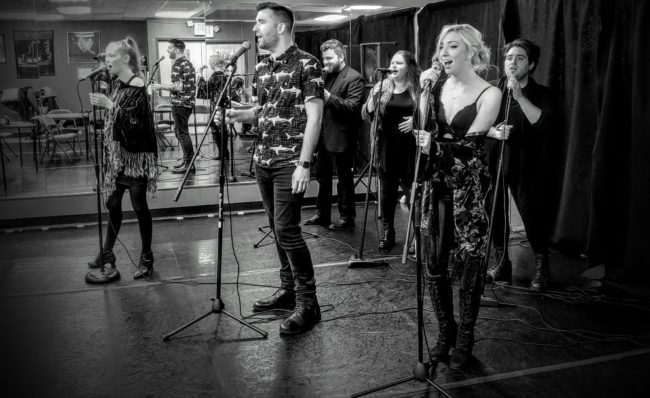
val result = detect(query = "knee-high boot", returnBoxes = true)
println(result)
[450,277,482,369]
[427,272,457,361]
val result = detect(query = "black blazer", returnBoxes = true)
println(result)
[321,65,364,153]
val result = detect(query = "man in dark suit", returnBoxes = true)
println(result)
[304,39,364,230]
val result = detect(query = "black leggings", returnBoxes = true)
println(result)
[104,181,152,254]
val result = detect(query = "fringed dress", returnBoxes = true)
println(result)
[101,76,158,199]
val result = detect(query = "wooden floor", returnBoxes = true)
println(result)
[1,203,649,397]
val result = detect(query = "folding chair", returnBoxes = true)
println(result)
[31,115,81,163]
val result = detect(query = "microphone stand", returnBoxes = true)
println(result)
[480,80,514,307]
[85,73,120,284]
[352,162,452,398]
[402,80,432,263]
[348,69,391,268]
[162,63,268,341]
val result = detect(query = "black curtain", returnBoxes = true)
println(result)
[417,0,502,74]
[589,0,650,278]
[501,0,650,277]
[357,8,417,53]
[295,20,359,60]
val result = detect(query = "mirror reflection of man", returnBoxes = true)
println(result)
[207,54,229,160]
[151,39,196,173]
[485,39,557,291]
[304,39,364,230]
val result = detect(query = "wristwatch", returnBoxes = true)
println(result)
[298,160,310,168]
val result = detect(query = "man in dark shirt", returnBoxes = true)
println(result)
[207,54,229,160]
[304,39,364,230]
[224,2,324,335]
[485,39,556,291]
[151,39,196,173]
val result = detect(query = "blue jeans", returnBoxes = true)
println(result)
[255,165,316,305]
[171,105,194,162]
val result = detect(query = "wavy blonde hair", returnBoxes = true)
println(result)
[433,24,491,74]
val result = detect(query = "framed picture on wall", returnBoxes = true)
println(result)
[0,34,6,64]
[14,30,55,79]
[67,31,100,63]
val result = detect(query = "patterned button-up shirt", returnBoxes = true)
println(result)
[170,57,196,108]
[252,44,324,168]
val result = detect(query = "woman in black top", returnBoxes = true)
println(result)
[88,38,159,280]
[416,24,504,369]
[362,50,420,251]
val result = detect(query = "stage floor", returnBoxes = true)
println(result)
[1,204,649,397]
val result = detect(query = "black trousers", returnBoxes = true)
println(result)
[255,165,316,305]
[104,174,152,255]
[171,105,194,162]
[209,121,230,159]
[491,173,549,255]
[314,148,356,222]
[378,167,413,229]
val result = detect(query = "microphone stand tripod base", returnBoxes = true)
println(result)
[85,266,121,284]
[347,255,388,268]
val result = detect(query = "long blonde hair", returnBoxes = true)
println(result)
[108,37,143,77]
[433,24,491,74]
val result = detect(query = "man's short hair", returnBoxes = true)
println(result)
[503,38,541,73]
[256,2,294,33]
[168,39,186,52]
[320,39,346,59]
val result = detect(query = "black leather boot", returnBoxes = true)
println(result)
[378,223,395,251]
[252,288,296,312]
[530,253,549,291]
[427,273,458,361]
[486,246,512,285]
[279,297,321,335]
[133,251,154,279]
[88,251,116,269]
[450,283,481,370]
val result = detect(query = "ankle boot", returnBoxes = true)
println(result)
[486,246,512,285]
[450,281,482,370]
[427,273,457,361]
[134,251,154,279]
[88,250,116,269]
[378,223,395,251]
[530,253,549,291]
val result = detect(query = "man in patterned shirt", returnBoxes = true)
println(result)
[224,2,324,335]
[151,39,196,173]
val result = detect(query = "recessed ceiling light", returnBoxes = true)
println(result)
[314,15,347,22]
[342,5,383,12]
[57,6,91,15]
[155,11,196,19]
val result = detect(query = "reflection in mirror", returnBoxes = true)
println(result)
[0,0,351,223]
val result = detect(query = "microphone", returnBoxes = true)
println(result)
[226,41,252,67]
[376,67,396,73]
[322,66,330,73]
[79,64,108,81]
[423,61,443,89]
[153,56,164,66]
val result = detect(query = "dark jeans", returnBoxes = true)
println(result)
[315,148,356,222]
[255,165,316,305]
[209,121,230,159]
[104,174,152,255]
[378,167,413,229]
[171,105,194,162]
